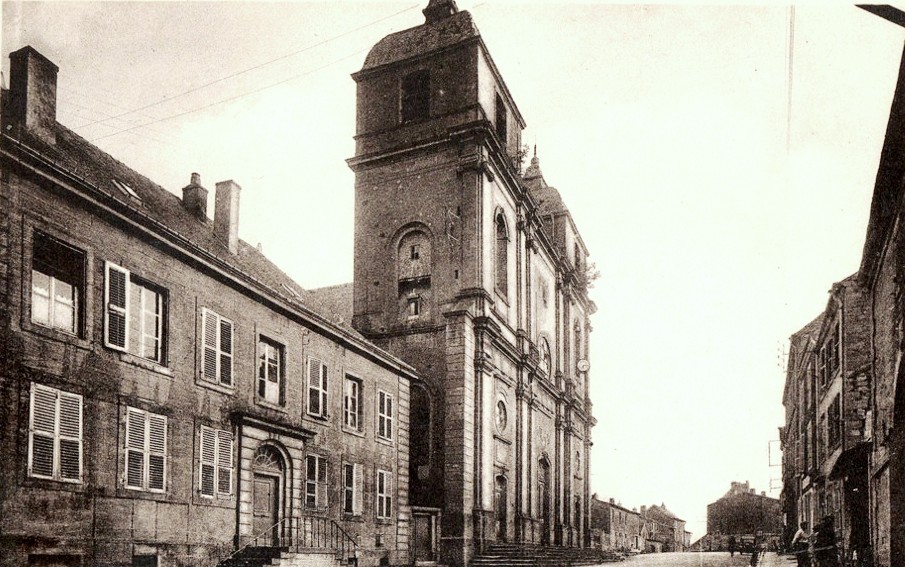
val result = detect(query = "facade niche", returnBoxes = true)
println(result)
[495,212,509,297]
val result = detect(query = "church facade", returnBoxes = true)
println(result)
[347,1,597,565]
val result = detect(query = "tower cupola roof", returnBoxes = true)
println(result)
[423,0,459,23]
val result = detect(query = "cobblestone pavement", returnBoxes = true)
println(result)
[604,551,798,567]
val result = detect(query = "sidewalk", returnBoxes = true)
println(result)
[756,552,799,567]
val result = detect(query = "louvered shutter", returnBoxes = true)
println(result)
[219,318,233,386]
[148,413,167,491]
[29,385,57,478]
[202,310,218,382]
[308,359,321,416]
[58,392,82,481]
[377,470,385,517]
[125,408,146,488]
[385,472,393,516]
[216,429,233,496]
[386,395,393,439]
[320,363,328,416]
[353,463,363,515]
[319,458,329,509]
[200,427,216,496]
[105,262,130,351]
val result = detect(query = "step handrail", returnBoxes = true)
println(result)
[216,517,289,566]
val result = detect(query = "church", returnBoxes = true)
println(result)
[344,0,597,564]
[0,1,595,566]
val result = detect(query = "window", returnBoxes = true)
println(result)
[495,94,507,143]
[540,338,552,377]
[28,383,82,482]
[407,296,422,317]
[125,407,167,492]
[828,394,842,448]
[495,212,508,296]
[377,469,393,519]
[378,391,394,441]
[199,426,233,497]
[307,357,328,418]
[344,376,363,431]
[306,454,328,509]
[401,70,430,123]
[257,337,284,406]
[201,309,233,386]
[31,232,84,335]
[343,463,363,515]
[105,263,167,362]
[410,244,420,260]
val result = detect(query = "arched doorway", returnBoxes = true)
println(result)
[252,445,286,546]
[495,475,508,542]
[538,458,551,545]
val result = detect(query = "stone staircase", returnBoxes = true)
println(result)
[471,543,624,566]
[217,546,351,567]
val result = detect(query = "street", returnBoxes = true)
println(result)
[599,552,797,567]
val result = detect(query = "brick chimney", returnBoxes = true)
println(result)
[8,46,58,144]
[181,173,208,220]
[214,180,241,254]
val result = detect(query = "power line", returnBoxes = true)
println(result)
[88,47,368,143]
[78,3,420,131]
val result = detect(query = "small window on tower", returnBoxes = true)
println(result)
[401,70,430,123]
[495,94,508,143]
[410,244,420,260]
[407,297,422,317]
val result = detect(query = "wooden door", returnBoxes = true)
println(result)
[253,473,280,545]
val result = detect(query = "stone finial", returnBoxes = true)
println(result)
[423,0,459,24]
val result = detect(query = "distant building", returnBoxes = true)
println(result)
[589,496,645,552]
[707,481,782,537]
[642,503,687,552]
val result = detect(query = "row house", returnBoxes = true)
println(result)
[780,275,872,564]
[642,504,687,553]
[588,497,646,552]
[0,46,421,567]
[705,481,782,549]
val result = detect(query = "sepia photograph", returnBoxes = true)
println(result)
[1,1,904,566]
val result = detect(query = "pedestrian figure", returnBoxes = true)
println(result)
[814,515,840,567]
[750,539,762,566]
[791,521,811,567]
[729,535,737,557]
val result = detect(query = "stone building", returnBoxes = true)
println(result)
[641,504,686,552]
[780,274,873,564]
[345,1,596,566]
[706,482,782,539]
[589,497,645,552]
[0,46,421,567]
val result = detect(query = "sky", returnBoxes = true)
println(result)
[3,0,905,540]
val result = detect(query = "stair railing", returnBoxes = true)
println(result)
[294,516,358,561]
[215,517,290,566]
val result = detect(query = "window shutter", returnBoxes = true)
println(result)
[202,310,219,381]
[354,463,363,515]
[308,359,321,416]
[29,385,57,478]
[320,363,328,416]
[200,427,216,496]
[58,392,82,481]
[125,408,146,488]
[217,429,233,496]
[219,318,233,386]
[105,262,130,351]
[148,413,167,491]
[319,458,329,509]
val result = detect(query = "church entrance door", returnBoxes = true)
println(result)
[495,475,508,542]
[539,459,551,545]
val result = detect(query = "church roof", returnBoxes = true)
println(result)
[361,9,479,72]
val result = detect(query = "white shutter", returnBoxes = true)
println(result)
[216,429,233,496]
[308,358,321,416]
[105,262,130,351]
[125,408,146,488]
[202,309,219,382]
[200,426,216,496]
[318,458,328,509]
[148,413,167,491]
[353,463,363,515]
[29,384,57,478]
[58,391,82,481]
[219,318,233,386]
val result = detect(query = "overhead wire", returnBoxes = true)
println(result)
[77,3,421,132]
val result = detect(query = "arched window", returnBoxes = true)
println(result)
[495,212,508,296]
[398,231,431,281]
[574,321,583,367]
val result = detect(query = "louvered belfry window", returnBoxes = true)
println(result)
[201,308,234,386]
[199,426,234,497]
[28,383,83,482]
[125,407,167,492]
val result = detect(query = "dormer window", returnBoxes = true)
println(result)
[401,70,430,123]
